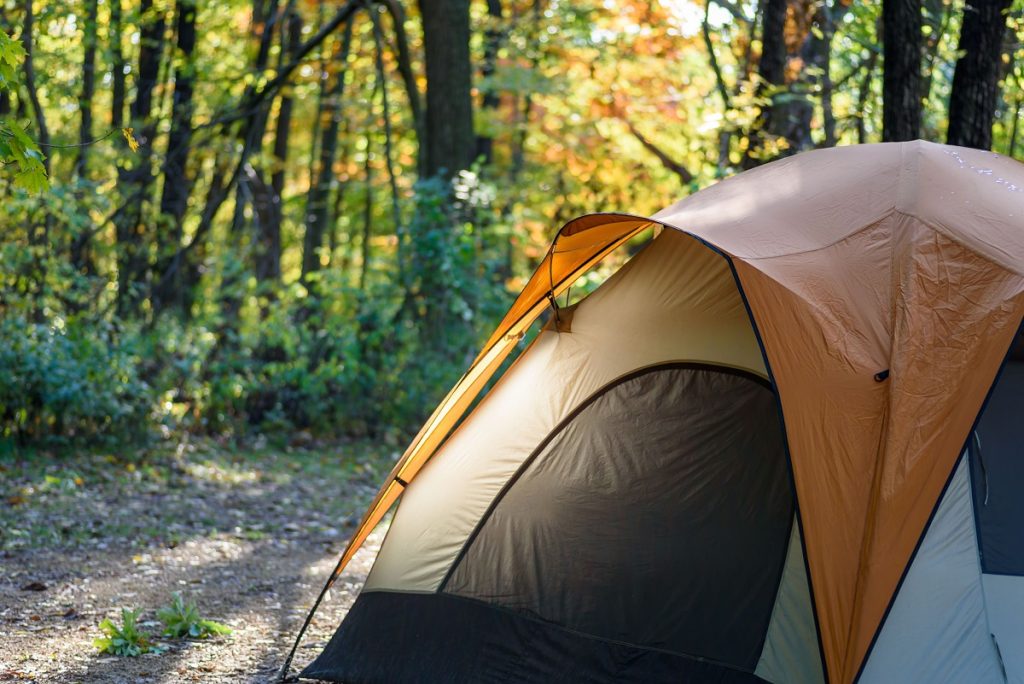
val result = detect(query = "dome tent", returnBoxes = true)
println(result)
[284,141,1024,684]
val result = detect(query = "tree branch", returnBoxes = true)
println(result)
[623,118,694,185]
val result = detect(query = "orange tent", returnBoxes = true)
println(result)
[287,141,1024,684]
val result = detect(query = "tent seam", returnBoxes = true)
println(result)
[723,256,832,684]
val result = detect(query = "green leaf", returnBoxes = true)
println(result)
[14,166,48,194]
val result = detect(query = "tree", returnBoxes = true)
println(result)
[882,0,922,141]
[115,0,167,315]
[475,0,504,165]
[75,0,98,178]
[417,0,474,179]
[947,0,1013,149]
[153,0,198,313]
[743,0,786,166]
[303,18,355,282]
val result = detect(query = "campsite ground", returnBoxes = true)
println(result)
[0,438,393,683]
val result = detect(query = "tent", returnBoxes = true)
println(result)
[287,141,1024,684]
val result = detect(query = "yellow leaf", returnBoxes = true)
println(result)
[122,127,139,152]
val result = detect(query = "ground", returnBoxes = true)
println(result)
[0,438,396,683]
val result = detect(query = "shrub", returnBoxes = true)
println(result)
[157,592,232,639]
[0,316,152,444]
[93,608,164,657]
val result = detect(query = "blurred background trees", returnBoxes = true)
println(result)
[0,0,1021,446]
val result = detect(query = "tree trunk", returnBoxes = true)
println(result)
[947,0,1012,149]
[22,0,51,244]
[227,0,280,275]
[75,0,98,177]
[303,18,355,282]
[819,1,837,147]
[742,0,786,167]
[115,0,166,316]
[475,0,504,165]
[882,0,922,141]
[260,8,303,285]
[152,0,197,314]
[417,0,474,179]
[111,0,126,129]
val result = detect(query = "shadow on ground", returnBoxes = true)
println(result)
[0,440,390,683]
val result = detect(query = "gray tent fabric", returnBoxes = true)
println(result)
[443,364,794,671]
[859,456,1005,682]
[754,520,825,684]
[980,574,1024,681]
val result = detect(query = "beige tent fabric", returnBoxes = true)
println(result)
[320,218,652,587]
[367,229,764,591]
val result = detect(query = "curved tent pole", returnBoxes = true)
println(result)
[277,215,653,681]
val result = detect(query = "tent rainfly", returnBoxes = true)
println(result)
[283,141,1024,684]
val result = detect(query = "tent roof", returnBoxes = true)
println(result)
[650,140,1024,272]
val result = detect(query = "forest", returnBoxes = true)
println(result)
[0,0,1021,447]
[1,1,1023,682]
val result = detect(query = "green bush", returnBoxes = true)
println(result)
[93,608,164,657]
[157,593,232,639]
[0,316,152,444]
[0,173,514,446]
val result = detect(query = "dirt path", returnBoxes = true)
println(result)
[0,440,392,683]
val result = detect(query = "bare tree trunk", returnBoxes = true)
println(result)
[75,0,98,177]
[882,0,922,141]
[68,0,100,273]
[743,0,786,167]
[947,0,1012,149]
[152,0,197,314]
[359,137,373,292]
[819,1,837,147]
[0,9,9,117]
[702,0,733,170]
[151,0,363,307]
[474,0,503,165]
[857,52,879,144]
[259,8,303,285]
[417,0,474,179]
[380,0,424,173]
[116,0,166,316]
[303,18,355,281]
[111,0,126,129]
[22,0,51,246]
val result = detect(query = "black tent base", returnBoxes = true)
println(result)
[300,591,769,684]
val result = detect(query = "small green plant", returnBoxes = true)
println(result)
[93,608,164,657]
[157,592,232,639]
